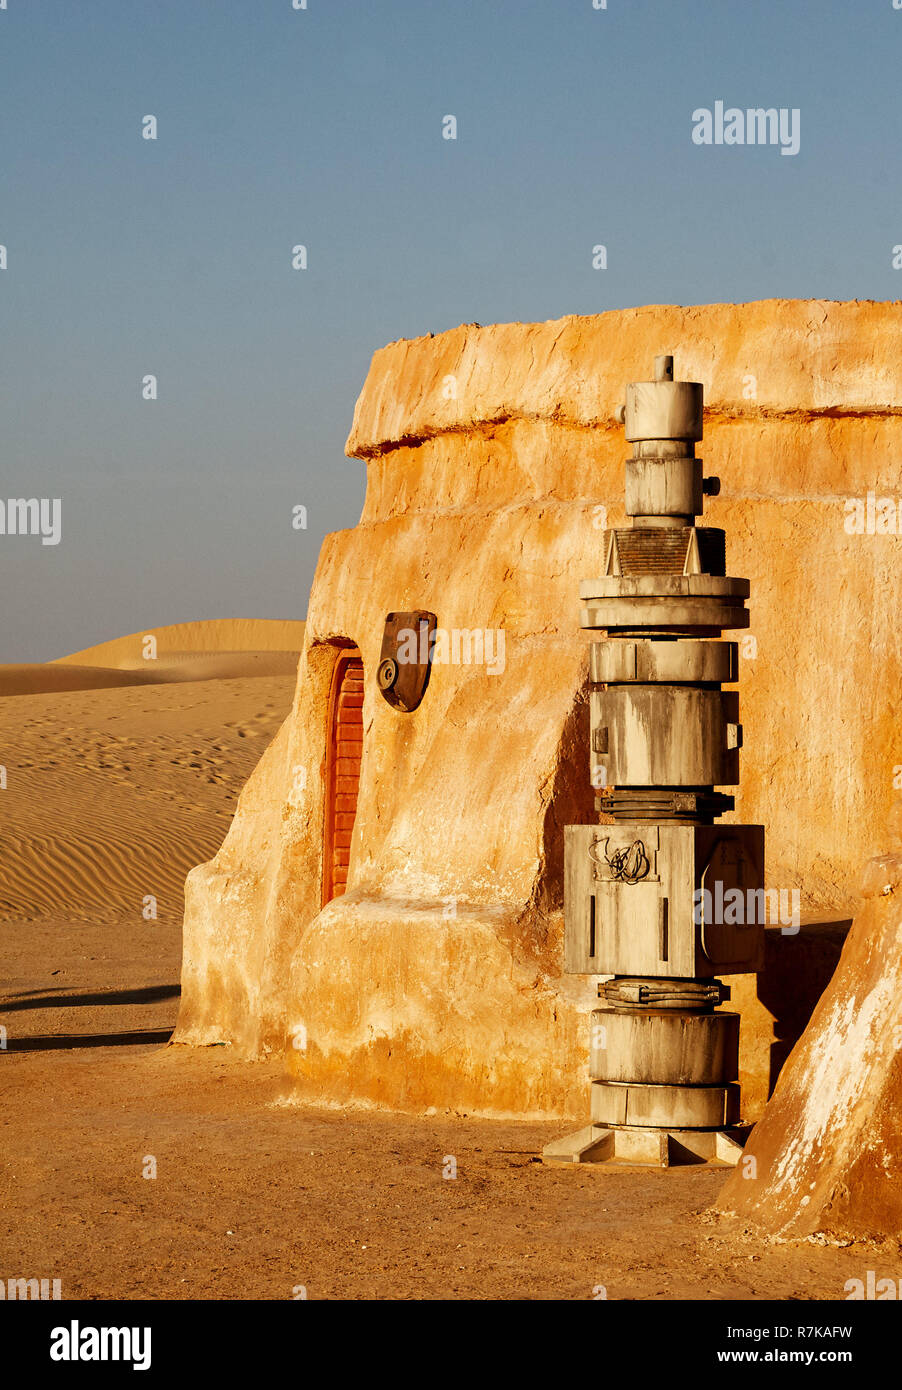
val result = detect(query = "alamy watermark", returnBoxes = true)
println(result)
[692,102,800,157]
[50,1322,151,1370]
[0,497,61,545]
[0,1276,61,1299]
[845,1272,902,1300]
[396,626,505,676]
[694,883,801,933]
[843,491,902,534]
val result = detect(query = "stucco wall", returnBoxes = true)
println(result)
[174,300,902,1122]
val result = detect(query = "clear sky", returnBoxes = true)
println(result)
[1,0,899,660]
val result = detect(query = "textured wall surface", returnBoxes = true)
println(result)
[174,300,902,1122]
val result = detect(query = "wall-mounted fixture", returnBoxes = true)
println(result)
[377,610,437,712]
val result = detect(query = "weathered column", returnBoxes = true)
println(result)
[544,354,765,1166]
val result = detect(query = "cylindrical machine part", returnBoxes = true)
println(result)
[590,1079,741,1130]
[590,638,738,685]
[599,977,728,1010]
[590,685,740,787]
[624,380,704,443]
[551,352,760,1161]
[594,790,735,823]
[590,1009,740,1086]
[625,456,703,519]
[580,595,749,633]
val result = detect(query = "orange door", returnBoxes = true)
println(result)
[323,651,364,903]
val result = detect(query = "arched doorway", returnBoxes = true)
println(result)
[322,647,364,904]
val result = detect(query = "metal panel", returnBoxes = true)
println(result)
[696,826,766,972]
[564,823,764,979]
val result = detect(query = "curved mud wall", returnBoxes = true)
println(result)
[175,300,902,1121]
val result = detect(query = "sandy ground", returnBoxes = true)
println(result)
[0,646,891,1300]
[2,1047,883,1302]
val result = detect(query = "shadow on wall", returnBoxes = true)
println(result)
[536,678,595,913]
[732,916,852,1120]
[759,917,852,1097]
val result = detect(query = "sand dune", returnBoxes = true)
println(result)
[0,675,296,935]
[55,618,306,669]
[0,653,300,698]
[0,664,160,696]
[0,619,302,1035]
[0,617,305,697]
[134,650,301,681]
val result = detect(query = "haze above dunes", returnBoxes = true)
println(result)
[0,618,305,697]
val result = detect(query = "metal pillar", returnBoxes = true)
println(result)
[544,355,764,1168]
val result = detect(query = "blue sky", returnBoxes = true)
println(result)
[1,0,900,659]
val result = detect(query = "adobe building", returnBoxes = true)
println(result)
[174,299,902,1137]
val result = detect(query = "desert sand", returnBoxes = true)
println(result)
[2,1049,879,1301]
[0,618,892,1299]
[0,623,302,1005]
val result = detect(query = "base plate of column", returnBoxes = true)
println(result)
[541,1123,751,1168]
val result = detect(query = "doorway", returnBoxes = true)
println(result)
[322,648,364,904]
